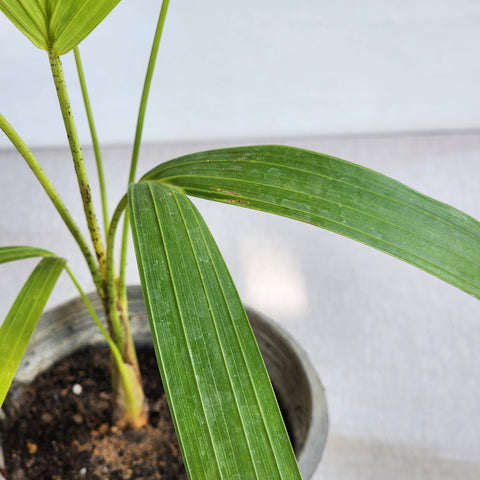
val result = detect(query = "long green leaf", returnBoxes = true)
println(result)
[0,256,66,407]
[129,182,301,480]
[141,145,480,300]
[0,0,121,54]
[0,245,55,264]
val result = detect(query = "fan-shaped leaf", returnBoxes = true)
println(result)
[0,0,121,54]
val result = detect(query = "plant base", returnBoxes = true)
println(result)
[1,286,328,479]
[1,346,185,479]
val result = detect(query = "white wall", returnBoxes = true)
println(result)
[1,0,480,148]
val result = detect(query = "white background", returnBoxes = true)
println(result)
[1,0,480,147]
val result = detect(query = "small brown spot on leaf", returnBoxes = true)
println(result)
[211,187,241,196]
[224,199,249,205]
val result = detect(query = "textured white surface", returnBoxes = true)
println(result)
[1,132,479,478]
[1,1,480,147]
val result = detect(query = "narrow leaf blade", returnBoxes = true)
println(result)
[0,256,66,407]
[0,245,55,265]
[129,182,301,479]
[142,145,480,300]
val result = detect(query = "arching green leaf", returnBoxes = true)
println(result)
[129,182,301,479]
[0,0,121,54]
[0,256,66,407]
[0,245,56,264]
[142,145,480,300]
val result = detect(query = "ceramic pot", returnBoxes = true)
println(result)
[4,286,328,478]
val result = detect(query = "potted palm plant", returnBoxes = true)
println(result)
[1,1,479,479]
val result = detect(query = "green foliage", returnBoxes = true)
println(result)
[0,255,65,406]
[0,0,121,54]
[129,182,301,479]
[0,245,56,264]
[143,145,480,300]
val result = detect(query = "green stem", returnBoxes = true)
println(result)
[66,265,144,426]
[106,195,128,350]
[118,0,170,307]
[107,194,140,375]
[128,0,170,186]
[73,46,109,236]
[104,196,146,427]
[48,51,107,286]
[0,113,104,295]
[65,265,117,351]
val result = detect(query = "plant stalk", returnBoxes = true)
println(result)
[49,50,147,429]
[48,51,108,286]
[73,47,109,236]
[118,0,170,308]
[106,195,130,352]
[66,265,147,428]
[0,113,104,295]
[105,194,147,427]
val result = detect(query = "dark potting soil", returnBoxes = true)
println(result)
[1,346,186,479]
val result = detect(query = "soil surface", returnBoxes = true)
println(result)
[0,346,186,479]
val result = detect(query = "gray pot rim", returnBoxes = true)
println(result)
[4,285,328,478]
[253,309,329,478]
